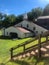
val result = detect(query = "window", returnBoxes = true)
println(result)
[24,33,27,37]
[36,31,38,33]
[41,31,43,34]
[21,24,22,27]
[27,24,29,28]
[33,27,36,30]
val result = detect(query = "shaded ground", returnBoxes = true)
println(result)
[13,41,49,60]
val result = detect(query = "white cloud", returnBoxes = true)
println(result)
[38,0,49,4]
[41,0,49,1]
[1,9,10,15]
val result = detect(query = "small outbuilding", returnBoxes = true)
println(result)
[2,26,33,38]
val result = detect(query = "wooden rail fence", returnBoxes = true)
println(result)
[10,31,49,60]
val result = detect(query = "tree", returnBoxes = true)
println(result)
[2,14,16,27]
[2,16,10,27]
[15,15,23,24]
[17,15,23,22]
[27,7,43,21]
[0,13,5,28]
[27,12,33,21]
[43,4,49,16]
[1,14,23,27]
[9,14,16,23]
[32,7,43,19]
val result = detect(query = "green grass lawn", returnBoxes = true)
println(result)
[0,30,49,65]
[0,37,32,64]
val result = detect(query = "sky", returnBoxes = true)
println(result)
[0,0,49,15]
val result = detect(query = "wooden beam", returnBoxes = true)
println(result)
[46,35,48,42]
[24,44,25,52]
[10,48,13,60]
[38,34,41,58]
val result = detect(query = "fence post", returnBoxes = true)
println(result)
[10,48,13,60]
[24,44,25,52]
[38,34,41,58]
[46,35,48,42]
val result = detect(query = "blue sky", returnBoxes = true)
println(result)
[0,0,49,15]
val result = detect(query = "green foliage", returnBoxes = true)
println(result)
[2,14,16,27]
[28,7,43,21]
[12,15,23,26]
[43,4,49,16]
[32,7,43,18]
[27,12,33,21]
[1,14,23,28]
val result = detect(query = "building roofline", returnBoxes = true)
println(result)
[38,16,49,19]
